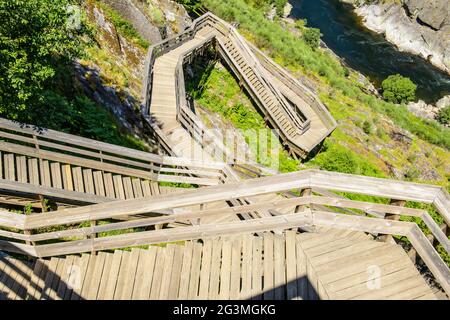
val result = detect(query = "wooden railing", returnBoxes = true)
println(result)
[248,43,337,138]
[0,118,230,186]
[142,12,328,157]
[0,169,448,294]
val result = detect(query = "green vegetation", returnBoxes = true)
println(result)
[308,141,385,177]
[187,62,299,172]
[381,74,417,104]
[0,0,83,123]
[436,105,450,126]
[201,0,450,150]
[96,1,150,49]
[302,28,321,50]
[0,0,148,151]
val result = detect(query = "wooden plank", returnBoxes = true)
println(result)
[263,233,274,300]
[48,257,65,300]
[132,178,143,198]
[159,245,176,299]
[4,153,15,181]
[113,175,125,200]
[72,166,84,193]
[0,151,2,179]
[219,239,232,300]
[240,235,253,300]
[114,251,131,300]
[61,164,74,191]
[122,177,134,199]
[131,246,157,299]
[251,237,263,300]
[50,162,62,189]
[93,171,106,197]
[83,168,95,195]
[70,254,91,300]
[150,181,160,196]
[40,257,59,300]
[55,255,75,300]
[96,253,114,300]
[208,239,222,300]
[178,242,193,299]
[16,156,27,183]
[11,259,34,300]
[85,252,107,300]
[168,245,184,299]
[274,234,286,300]
[229,237,242,299]
[121,249,140,300]
[27,259,48,300]
[101,250,122,300]
[149,247,165,299]
[188,242,203,299]
[42,160,51,187]
[103,172,116,198]
[63,256,79,300]
[141,180,152,197]
[198,240,213,299]
[285,231,298,300]
[28,158,40,185]
[80,254,97,299]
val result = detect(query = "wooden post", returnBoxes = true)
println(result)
[90,220,97,255]
[380,199,406,243]
[294,188,312,214]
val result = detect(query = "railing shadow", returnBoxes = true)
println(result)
[247,276,319,301]
[0,252,82,300]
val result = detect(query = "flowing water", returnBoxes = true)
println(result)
[290,0,450,103]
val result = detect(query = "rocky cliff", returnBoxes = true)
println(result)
[342,0,450,75]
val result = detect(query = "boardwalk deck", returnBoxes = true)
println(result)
[0,231,438,300]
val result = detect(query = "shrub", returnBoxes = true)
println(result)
[302,28,321,50]
[381,74,417,104]
[309,142,384,177]
[362,120,372,134]
[436,105,450,126]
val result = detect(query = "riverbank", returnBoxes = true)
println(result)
[344,0,450,76]
[290,0,450,104]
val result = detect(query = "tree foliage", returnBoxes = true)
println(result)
[381,74,417,104]
[302,27,321,50]
[0,0,84,123]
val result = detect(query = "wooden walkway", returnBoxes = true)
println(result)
[0,230,437,300]
[144,13,336,160]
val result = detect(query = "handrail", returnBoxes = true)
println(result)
[248,42,337,133]
[0,118,229,186]
[0,170,448,294]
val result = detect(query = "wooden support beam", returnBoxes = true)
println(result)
[380,199,406,243]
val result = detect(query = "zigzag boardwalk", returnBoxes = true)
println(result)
[0,231,437,300]
[144,13,336,160]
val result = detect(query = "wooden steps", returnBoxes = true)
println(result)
[0,231,437,300]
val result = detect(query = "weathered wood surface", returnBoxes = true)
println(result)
[0,231,437,300]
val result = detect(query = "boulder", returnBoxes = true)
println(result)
[405,0,449,30]
[407,99,441,119]
[436,95,450,109]
[283,2,293,18]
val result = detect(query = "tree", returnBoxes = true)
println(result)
[381,74,417,104]
[302,28,321,50]
[436,105,450,126]
[0,0,83,123]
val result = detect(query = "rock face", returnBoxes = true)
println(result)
[100,0,191,41]
[343,1,450,75]
[407,95,450,122]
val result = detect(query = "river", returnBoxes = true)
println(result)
[290,0,450,103]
